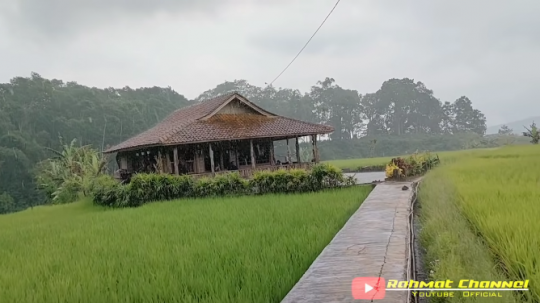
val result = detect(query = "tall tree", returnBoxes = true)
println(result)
[310,77,363,140]
[451,96,487,135]
[368,79,444,135]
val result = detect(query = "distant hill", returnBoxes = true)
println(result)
[486,116,540,134]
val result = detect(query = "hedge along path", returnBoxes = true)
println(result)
[281,181,416,303]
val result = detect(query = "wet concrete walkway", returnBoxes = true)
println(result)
[281,181,415,303]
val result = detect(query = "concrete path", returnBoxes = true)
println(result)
[281,181,415,303]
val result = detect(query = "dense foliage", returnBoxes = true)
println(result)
[35,138,108,204]
[92,164,355,207]
[1,73,488,213]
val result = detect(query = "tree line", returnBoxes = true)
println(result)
[0,73,487,213]
[196,77,487,139]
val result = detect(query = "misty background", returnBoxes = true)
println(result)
[1,0,539,125]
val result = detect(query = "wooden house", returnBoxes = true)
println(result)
[104,92,334,179]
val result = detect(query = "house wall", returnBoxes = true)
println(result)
[217,100,260,115]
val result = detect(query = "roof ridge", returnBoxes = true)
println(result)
[158,92,239,143]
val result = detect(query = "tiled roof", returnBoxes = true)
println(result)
[104,92,334,153]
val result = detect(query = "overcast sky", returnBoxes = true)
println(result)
[1,0,539,126]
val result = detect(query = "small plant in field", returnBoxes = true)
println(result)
[523,122,539,144]
[385,162,402,178]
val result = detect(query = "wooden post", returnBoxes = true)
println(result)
[250,139,256,169]
[286,138,291,163]
[295,137,301,163]
[235,144,240,168]
[311,135,317,163]
[209,143,215,173]
[158,150,163,173]
[313,135,320,163]
[269,140,275,165]
[173,147,179,175]
[119,155,128,170]
[220,150,224,171]
[166,149,172,174]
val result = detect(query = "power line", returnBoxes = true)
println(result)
[266,0,342,87]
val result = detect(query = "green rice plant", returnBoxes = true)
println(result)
[0,186,372,303]
[419,145,540,302]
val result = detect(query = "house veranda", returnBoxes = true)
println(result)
[104,92,334,180]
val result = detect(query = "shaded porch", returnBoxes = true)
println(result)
[115,135,321,179]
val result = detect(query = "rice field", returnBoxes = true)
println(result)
[418,145,540,302]
[0,186,372,303]
[325,148,496,170]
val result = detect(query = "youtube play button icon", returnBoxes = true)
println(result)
[352,277,386,300]
[365,283,374,293]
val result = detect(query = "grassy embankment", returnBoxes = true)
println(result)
[325,148,491,170]
[418,145,540,303]
[0,186,371,303]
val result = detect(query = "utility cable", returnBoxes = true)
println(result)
[266,0,341,87]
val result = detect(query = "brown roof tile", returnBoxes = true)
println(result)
[104,92,333,153]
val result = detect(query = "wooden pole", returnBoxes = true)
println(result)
[158,150,163,173]
[220,149,224,171]
[311,135,316,163]
[269,140,275,165]
[235,143,240,168]
[295,137,301,163]
[314,135,319,163]
[250,139,256,169]
[209,143,215,173]
[286,138,291,163]
[173,147,179,175]
[167,149,172,174]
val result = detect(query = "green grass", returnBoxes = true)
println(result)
[325,148,497,170]
[0,186,372,303]
[418,145,540,302]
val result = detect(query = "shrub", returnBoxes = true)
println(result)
[208,172,248,196]
[91,163,351,208]
[129,173,195,204]
[385,152,440,179]
[91,175,123,207]
[310,163,345,189]
[251,169,312,194]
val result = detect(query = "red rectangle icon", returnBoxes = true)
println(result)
[352,277,386,300]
